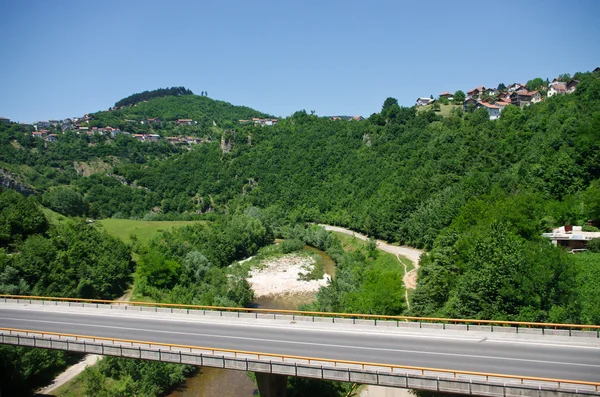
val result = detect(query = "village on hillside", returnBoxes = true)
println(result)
[2,67,599,144]
[415,67,600,120]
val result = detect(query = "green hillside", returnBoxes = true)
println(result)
[91,94,273,131]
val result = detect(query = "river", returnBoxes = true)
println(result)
[167,246,335,397]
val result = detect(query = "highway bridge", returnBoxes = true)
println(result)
[1,296,599,397]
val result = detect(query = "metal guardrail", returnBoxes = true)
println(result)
[2,294,600,332]
[1,327,598,394]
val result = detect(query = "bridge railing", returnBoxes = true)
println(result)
[1,327,598,395]
[2,294,599,335]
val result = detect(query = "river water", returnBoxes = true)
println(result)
[167,246,335,397]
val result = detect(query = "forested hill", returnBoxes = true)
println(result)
[92,94,273,130]
[114,86,194,108]
[1,70,600,325]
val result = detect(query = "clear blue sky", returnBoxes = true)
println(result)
[1,0,599,123]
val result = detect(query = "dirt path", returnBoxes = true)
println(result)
[319,225,423,276]
[37,289,133,395]
[319,225,423,309]
[319,225,423,265]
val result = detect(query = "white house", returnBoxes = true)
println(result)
[416,97,435,106]
[479,102,500,120]
[548,82,567,97]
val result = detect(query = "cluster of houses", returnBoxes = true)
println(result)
[28,127,208,146]
[417,75,585,120]
[459,79,579,120]
[25,113,207,145]
[330,116,365,121]
[238,117,279,126]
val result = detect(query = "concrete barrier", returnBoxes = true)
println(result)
[421,323,444,330]
[544,329,570,336]
[571,330,598,338]
[36,339,52,348]
[52,340,68,350]
[224,358,247,371]
[438,378,471,394]
[333,318,354,325]
[290,315,313,322]
[444,324,468,331]
[221,311,239,318]
[518,328,544,335]
[397,322,421,328]
[492,326,517,333]
[296,364,322,379]
[355,319,376,326]
[473,381,520,396]
[86,344,103,354]
[378,373,408,388]
[121,347,141,358]
[181,353,202,366]
[141,350,160,360]
[469,325,493,332]
[323,367,350,382]
[248,360,271,373]
[349,370,378,384]
[377,320,398,328]
[272,363,297,376]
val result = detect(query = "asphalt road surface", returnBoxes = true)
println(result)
[0,304,598,383]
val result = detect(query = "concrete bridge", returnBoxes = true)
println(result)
[0,295,599,397]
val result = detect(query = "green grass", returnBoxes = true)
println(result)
[418,103,460,117]
[332,232,408,274]
[53,372,86,397]
[41,207,72,226]
[95,219,206,244]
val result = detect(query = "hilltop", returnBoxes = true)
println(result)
[91,93,273,132]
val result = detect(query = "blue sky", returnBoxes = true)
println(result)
[1,0,599,123]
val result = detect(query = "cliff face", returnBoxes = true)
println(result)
[0,169,35,196]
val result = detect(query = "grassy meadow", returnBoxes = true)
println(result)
[95,219,206,244]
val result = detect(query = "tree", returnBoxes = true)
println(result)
[526,77,545,91]
[453,90,466,104]
[497,83,507,91]
[43,186,87,217]
[382,97,399,113]
[558,73,572,82]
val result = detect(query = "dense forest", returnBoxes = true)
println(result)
[1,68,600,396]
[114,87,194,108]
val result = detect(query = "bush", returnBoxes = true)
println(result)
[587,239,600,253]
[280,238,305,254]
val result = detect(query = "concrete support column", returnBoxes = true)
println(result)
[255,372,287,397]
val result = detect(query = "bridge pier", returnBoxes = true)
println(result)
[255,372,287,397]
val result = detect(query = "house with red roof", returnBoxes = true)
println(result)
[439,92,454,100]
[510,90,541,107]
[467,86,485,98]
[548,81,567,97]
[478,101,500,120]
